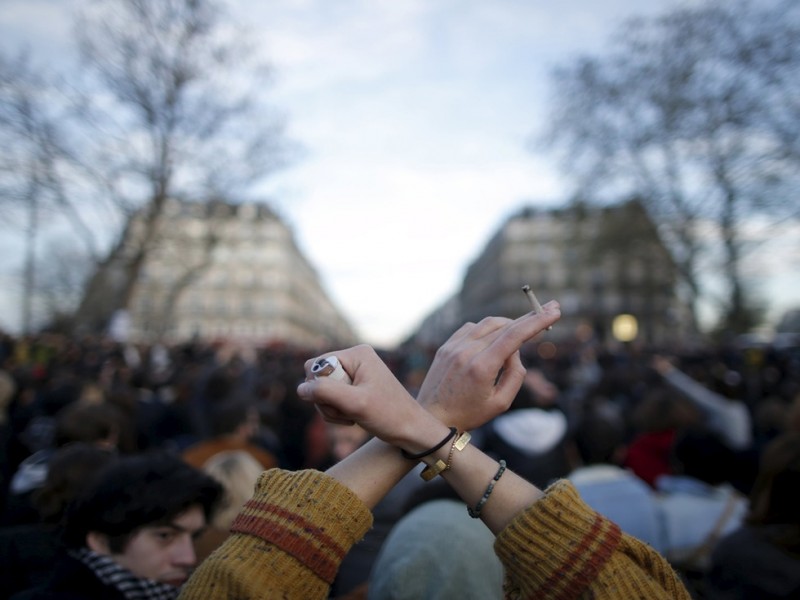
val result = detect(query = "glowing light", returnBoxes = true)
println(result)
[612,314,638,342]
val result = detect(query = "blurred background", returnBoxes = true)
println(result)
[0,0,797,351]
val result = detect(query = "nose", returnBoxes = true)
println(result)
[173,535,197,567]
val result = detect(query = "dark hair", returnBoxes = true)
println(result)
[54,401,123,448]
[748,432,800,526]
[671,427,735,486]
[632,386,700,433]
[209,397,255,437]
[33,443,117,523]
[62,451,223,552]
[746,432,800,555]
[574,413,625,466]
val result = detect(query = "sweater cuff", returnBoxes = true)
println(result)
[230,468,373,584]
[495,479,621,599]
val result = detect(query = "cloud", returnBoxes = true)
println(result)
[5,0,789,346]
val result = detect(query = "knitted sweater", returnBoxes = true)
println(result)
[179,469,689,600]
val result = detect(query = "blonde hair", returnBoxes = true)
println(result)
[202,450,263,528]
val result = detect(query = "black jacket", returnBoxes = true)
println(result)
[9,552,126,600]
[0,523,62,598]
[708,525,800,599]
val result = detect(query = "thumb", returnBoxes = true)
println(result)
[299,378,360,425]
[316,405,356,426]
[298,376,359,409]
[297,379,318,400]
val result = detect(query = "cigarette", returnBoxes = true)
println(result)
[522,285,552,330]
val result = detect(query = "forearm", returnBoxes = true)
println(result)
[494,480,691,599]
[662,366,728,414]
[181,469,373,600]
[662,368,752,449]
[325,436,419,509]
[434,443,543,534]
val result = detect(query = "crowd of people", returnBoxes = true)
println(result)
[0,306,798,599]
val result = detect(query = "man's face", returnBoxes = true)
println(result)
[110,505,206,587]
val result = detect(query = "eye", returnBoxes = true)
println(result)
[154,530,177,543]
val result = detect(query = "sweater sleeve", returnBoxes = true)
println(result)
[179,468,373,600]
[494,480,691,600]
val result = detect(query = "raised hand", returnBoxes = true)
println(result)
[297,344,431,448]
[297,302,560,445]
[417,301,560,431]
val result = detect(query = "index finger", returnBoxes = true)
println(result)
[482,301,561,362]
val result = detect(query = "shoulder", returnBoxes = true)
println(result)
[11,553,126,600]
[244,443,279,469]
[181,439,223,467]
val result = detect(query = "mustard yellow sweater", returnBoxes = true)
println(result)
[180,469,689,600]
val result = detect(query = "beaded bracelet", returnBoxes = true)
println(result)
[467,460,507,518]
[401,427,457,460]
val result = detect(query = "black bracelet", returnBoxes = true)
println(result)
[401,427,457,460]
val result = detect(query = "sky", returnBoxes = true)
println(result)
[1,0,797,347]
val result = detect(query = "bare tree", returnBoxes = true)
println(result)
[542,0,800,334]
[7,0,292,335]
[37,238,96,332]
[0,53,100,333]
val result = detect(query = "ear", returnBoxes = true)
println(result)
[86,531,111,555]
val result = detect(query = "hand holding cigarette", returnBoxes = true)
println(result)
[522,285,553,330]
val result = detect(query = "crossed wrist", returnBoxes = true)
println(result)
[393,412,475,483]
[395,418,454,459]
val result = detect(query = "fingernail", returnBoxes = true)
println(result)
[297,382,311,398]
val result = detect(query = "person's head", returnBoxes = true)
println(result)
[670,427,735,486]
[209,396,259,439]
[53,400,123,449]
[748,432,800,526]
[62,451,223,586]
[632,386,700,433]
[202,450,263,529]
[574,411,627,467]
[369,499,504,599]
[754,396,790,440]
[33,442,117,523]
[487,408,571,488]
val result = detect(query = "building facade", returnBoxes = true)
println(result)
[412,200,693,348]
[126,199,357,348]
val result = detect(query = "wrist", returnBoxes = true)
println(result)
[401,426,457,460]
[393,414,453,460]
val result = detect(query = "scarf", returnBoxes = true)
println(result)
[71,548,180,600]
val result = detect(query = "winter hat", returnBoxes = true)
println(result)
[486,408,571,489]
[368,499,504,599]
[492,408,567,455]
